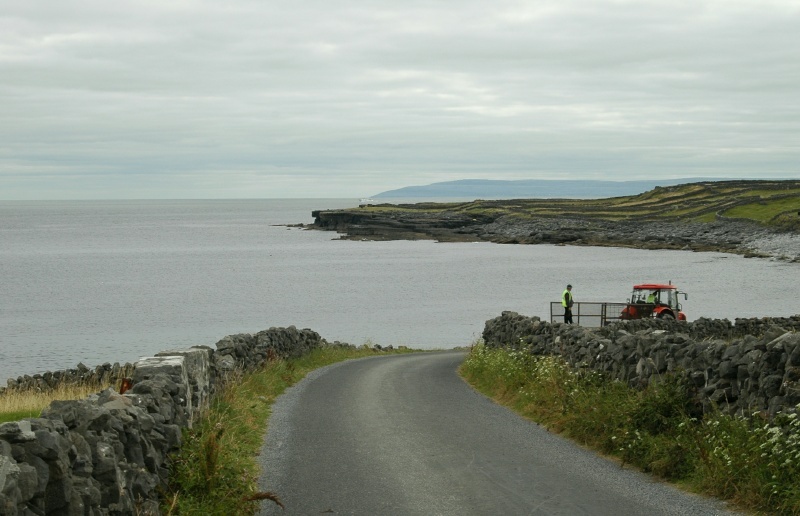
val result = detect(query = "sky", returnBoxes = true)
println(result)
[1,0,798,200]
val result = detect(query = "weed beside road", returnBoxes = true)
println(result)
[459,343,800,515]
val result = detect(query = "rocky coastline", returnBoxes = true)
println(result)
[307,207,800,262]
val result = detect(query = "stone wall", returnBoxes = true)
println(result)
[482,312,800,419]
[0,325,338,515]
[2,363,136,396]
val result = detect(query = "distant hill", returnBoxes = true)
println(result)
[373,179,715,199]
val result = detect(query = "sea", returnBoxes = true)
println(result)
[1,198,798,382]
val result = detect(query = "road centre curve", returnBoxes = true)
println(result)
[258,351,736,515]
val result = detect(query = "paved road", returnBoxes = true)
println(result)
[258,351,736,515]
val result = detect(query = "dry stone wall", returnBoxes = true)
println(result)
[0,326,338,515]
[482,312,800,419]
[2,363,136,397]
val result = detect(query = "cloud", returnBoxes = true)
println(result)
[1,0,798,199]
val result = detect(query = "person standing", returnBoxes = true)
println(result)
[562,284,574,324]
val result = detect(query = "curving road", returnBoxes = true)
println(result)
[258,351,736,515]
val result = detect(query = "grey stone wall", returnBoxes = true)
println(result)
[0,326,336,515]
[482,312,800,419]
[2,363,136,397]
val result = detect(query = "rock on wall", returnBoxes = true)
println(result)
[482,312,800,418]
[0,326,332,515]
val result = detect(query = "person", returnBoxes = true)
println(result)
[562,284,574,324]
[646,292,656,304]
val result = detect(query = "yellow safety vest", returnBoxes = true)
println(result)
[562,289,572,308]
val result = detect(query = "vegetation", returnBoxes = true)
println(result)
[163,345,416,515]
[460,343,800,515]
[0,382,116,424]
[359,180,800,229]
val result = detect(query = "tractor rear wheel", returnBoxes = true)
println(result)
[659,312,675,321]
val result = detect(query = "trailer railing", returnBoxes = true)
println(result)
[550,302,630,327]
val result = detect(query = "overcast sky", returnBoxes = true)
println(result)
[1,1,798,200]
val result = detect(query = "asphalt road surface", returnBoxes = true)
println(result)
[258,351,736,515]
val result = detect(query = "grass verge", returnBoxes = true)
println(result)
[162,345,416,515]
[459,343,800,515]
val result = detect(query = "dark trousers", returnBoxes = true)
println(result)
[564,307,573,324]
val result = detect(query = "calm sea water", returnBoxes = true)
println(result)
[1,199,798,381]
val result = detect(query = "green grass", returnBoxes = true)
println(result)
[736,188,800,199]
[692,212,719,223]
[722,196,800,223]
[0,409,42,424]
[459,343,800,515]
[162,345,417,515]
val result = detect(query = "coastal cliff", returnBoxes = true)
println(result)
[309,180,800,261]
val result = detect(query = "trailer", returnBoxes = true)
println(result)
[549,301,629,327]
[550,282,688,326]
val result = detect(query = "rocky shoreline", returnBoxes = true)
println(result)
[307,207,800,262]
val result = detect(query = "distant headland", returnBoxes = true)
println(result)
[309,180,800,261]
[371,178,722,199]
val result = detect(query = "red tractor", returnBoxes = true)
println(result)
[620,283,688,321]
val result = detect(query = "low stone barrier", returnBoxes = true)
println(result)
[2,362,136,396]
[0,325,339,515]
[482,312,800,419]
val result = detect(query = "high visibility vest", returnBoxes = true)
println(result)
[562,289,572,308]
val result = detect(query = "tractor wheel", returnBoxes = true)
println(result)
[659,312,675,321]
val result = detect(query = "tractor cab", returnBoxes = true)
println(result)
[620,283,687,321]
